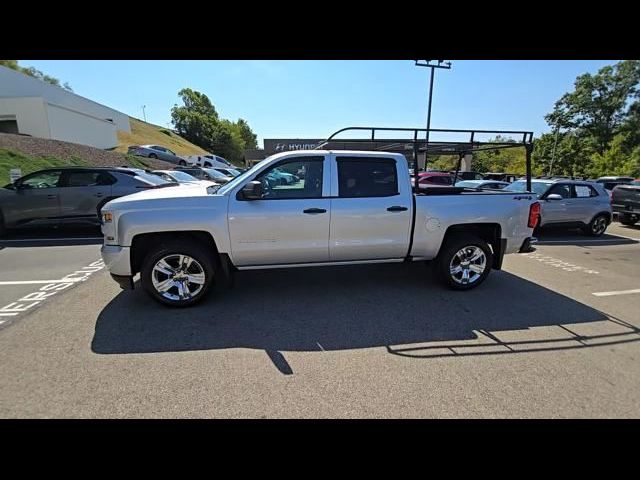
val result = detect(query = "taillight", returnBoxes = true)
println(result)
[528,202,540,228]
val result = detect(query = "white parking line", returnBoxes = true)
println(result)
[0,260,104,324]
[0,279,83,285]
[592,288,640,297]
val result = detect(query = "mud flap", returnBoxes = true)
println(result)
[492,239,507,270]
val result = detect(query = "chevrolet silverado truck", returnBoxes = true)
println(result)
[100,150,540,307]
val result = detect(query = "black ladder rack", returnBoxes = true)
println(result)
[314,126,535,192]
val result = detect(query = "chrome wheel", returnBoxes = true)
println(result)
[592,216,607,235]
[151,254,206,301]
[449,246,487,285]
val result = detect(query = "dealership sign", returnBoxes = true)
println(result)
[264,139,324,153]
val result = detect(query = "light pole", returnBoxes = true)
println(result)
[548,125,560,176]
[414,60,451,191]
[142,105,147,123]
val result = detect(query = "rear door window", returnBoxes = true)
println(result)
[337,157,398,198]
[573,185,596,198]
[64,171,113,187]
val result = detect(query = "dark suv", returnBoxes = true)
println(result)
[0,167,169,236]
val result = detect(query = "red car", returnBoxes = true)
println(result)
[411,171,455,188]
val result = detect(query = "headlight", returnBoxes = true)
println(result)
[102,212,113,223]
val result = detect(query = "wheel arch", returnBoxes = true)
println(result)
[437,223,503,270]
[130,231,220,276]
[590,210,612,224]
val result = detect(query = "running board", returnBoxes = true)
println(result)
[236,258,406,270]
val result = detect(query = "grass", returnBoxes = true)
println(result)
[116,117,207,156]
[0,149,89,185]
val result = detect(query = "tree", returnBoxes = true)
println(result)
[170,88,258,164]
[1,60,73,91]
[587,133,640,178]
[235,118,258,150]
[545,60,640,154]
[170,89,218,150]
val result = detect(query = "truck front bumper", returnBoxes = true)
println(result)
[101,245,132,277]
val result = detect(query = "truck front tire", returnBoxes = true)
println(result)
[435,234,493,290]
[140,240,216,307]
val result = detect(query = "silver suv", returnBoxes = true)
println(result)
[504,179,612,236]
[0,167,169,236]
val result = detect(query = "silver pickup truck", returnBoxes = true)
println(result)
[100,150,540,307]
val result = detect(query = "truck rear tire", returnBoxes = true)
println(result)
[435,234,493,290]
[140,240,216,307]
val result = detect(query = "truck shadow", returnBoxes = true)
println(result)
[535,228,639,246]
[91,263,640,375]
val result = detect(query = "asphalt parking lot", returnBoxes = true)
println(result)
[0,222,639,418]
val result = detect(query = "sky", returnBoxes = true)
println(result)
[21,60,615,146]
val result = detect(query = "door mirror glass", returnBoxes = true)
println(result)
[546,193,563,201]
[242,181,263,200]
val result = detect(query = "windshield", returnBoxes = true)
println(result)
[202,168,231,180]
[166,171,198,182]
[631,180,640,186]
[216,159,271,195]
[135,171,170,186]
[504,180,550,197]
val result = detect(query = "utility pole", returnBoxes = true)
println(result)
[142,105,147,123]
[414,60,451,192]
[548,125,560,176]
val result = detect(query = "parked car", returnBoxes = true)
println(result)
[483,172,519,183]
[182,154,232,168]
[452,171,485,181]
[0,167,170,236]
[100,150,539,307]
[504,179,612,236]
[412,172,454,188]
[455,180,510,190]
[266,167,298,185]
[128,145,186,165]
[150,170,220,187]
[173,166,234,184]
[212,167,243,178]
[611,179,640,225]
[594,176,635,198]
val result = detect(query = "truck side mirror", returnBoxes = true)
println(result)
[241,181,263,200]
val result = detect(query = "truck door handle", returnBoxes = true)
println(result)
[94,193,104,198]
[303,208,327,214]
[387,206,408,212]
[47,195,57,199]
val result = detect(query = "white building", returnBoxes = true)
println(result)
[0,65,130,149]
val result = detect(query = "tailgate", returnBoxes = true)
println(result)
[612,185,640,209]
